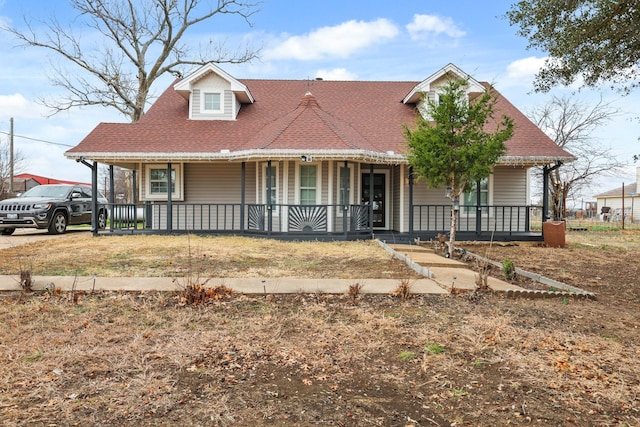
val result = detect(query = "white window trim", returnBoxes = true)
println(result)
[201,91,223,113]
[295,162,322,205]
[338,163,355,206]
[261,163,279,215]
[144,163,184,201]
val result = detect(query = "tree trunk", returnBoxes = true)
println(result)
[561,185,570,220]
[448,206,457,257]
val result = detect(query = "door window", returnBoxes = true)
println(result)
[362,173,385,228]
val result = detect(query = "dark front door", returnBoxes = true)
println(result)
[361,173,385,228]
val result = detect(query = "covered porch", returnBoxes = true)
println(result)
[83,157,547,243]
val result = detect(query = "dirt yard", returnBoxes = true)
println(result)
[0,232,639,426]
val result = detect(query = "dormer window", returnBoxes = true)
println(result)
[203,92,222,112]
[174,63,254,121]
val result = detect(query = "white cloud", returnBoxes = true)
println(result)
[264,18,399,61]
[314,68,358,81]
[406,14,466,40]
[0,93,48,119]
[506,56,547,81]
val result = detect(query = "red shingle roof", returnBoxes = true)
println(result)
[66,77,574,164]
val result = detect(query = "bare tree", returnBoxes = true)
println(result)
[100,165,135,202]
[0,140,26,199]
[3,0,260,122]
[528,95,624,219]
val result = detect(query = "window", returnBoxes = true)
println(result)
[339,166,351,205]
[299,165,317,205]
[144,164,183,201]
[150,169,175,194]
[203,92,221,112]
[262,164,278,209]
[463,178,488,214]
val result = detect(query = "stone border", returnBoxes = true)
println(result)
[504,289,594,299]
[465,250,596,299]
[376,240,434,279]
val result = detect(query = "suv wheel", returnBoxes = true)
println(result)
[1,228,16,236]
[48,212,68,234]
[97,210,107,229]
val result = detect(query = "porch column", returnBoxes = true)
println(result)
[343,160,349,236]
[76,157,99,235]
[475,179,482,236]
[132,169,139,230]
[542,165,550,223]
[408,166,414,241]
[109,165,115,232]
[267,160,272,237]
[132,170,137,204]
[241,162,246,233]
[91,161,99,236]
[167,162,172,232]
[369,164,374,238]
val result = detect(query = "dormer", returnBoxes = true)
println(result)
[174,63,254,121]
[403,63,485,118]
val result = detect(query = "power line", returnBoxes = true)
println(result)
[0,131,75,148]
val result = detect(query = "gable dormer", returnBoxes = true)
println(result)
[174,63,254,121]
[403,63,485,118]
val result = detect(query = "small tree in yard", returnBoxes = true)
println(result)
[404,79,514,256]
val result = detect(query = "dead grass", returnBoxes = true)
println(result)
[1,292,638,426]
[0,235,420,279]
[2,231,640,425]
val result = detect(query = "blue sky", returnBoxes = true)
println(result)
[0,0,638,199]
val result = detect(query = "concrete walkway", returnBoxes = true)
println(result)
[385,243,520,292]
[0,239,522,295]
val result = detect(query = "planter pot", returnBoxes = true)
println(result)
[543,221,566,248]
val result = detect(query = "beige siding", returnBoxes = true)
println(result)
[404,165,531,233]
[150,162,255,230]
[185,163,243,203]
[492,166,528,205]
[392,165,401,231]
[191,89,200,117]
[286,161,295,204]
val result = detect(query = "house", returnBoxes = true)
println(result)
[594,167,639,222]
[65,63,574,241]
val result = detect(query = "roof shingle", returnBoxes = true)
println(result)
[66,76,574,163]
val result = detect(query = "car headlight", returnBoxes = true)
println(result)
[32,203,51,210]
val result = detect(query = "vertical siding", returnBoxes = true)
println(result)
[392,165,400,231]
[321,162,328,203]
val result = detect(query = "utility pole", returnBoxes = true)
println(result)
[9,117,14,196]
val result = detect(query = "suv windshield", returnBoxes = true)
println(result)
[21,185,71,198]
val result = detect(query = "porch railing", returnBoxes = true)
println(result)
[104,202,537,236]
[411,204,535,235]
[104,202,373,235]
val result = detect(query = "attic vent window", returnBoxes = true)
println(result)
[203,92,221,112]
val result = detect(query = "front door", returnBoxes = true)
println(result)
[361,173,385,228]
